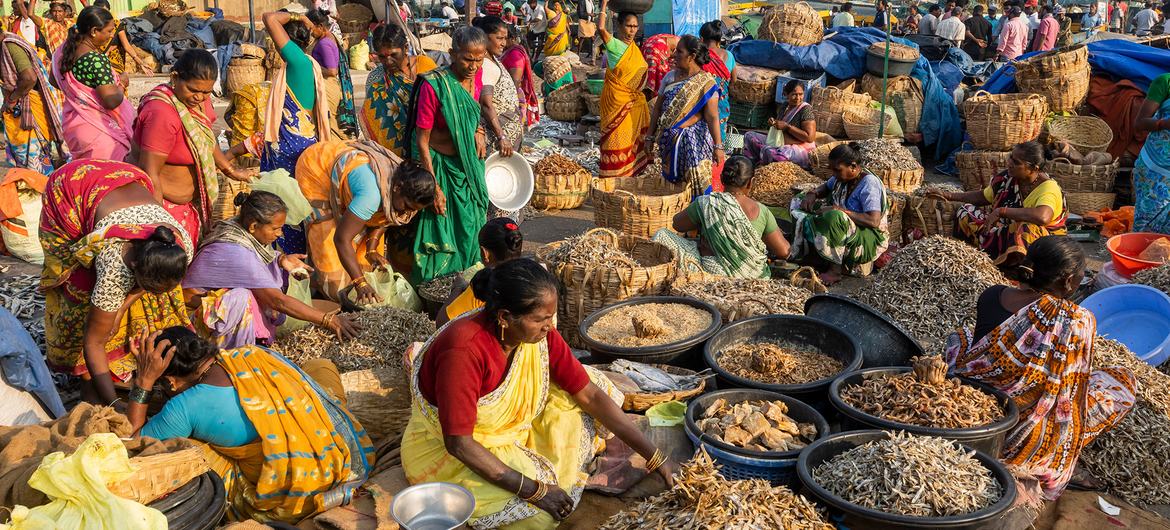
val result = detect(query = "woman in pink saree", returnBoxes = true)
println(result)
[49,5,135,160]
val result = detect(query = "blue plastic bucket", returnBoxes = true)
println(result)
[1081,284,1170,366]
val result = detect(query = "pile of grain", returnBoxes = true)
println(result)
[585,303,712,347]
[696,398,817,452]
[839,371,1003,429]
[671,277,812,321]
[750,162,822,207]
[274,306,435,372]
[854,236,1007,347]
[717,340,844,384]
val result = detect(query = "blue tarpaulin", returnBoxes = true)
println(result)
[672,0,720,39]
[728,26,963,158]
[982,39,1170,95]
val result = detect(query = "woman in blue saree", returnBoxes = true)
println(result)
[1134,72,1170,234]
[647,35,725,199]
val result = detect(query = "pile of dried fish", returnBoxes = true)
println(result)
[541,231,637,268]
[1132,264,1170,297]
[855,236,1007,347]
[913,183,964,197]
[1092,337,1170,415]
[637,158,663,180]
[840,357,1003,429]
[750,162,821,206]
[274,306,435,372]
[572,148,600,175]
[604,359,704,392]
[0,274,45,350]
[534,153,587,178]
[599,449,833,530]
[856,138,921,171]
[812,432,1002,517]
[697,398,817,452]
[417,274,459,302]
[586,303,713,347]
[671,277,812,321]
[717,340,844,384]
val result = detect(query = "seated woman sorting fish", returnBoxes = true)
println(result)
[945,236,1136,519]
[402,259,676,528]
[789,142,889,283]
[933,141,1067,268]
[128,327,373,523]
[653,156,791,279]
[183,191,359,349]
[436,217,525,325]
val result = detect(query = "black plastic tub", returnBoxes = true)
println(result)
[797,430,1017,529]
[151,471,227,530]
[579,296,722,369]
[866,47,917,77]
[684,389,830,487]
[804,294,925,368]
[828,367,1020,456]
[703,315,862,414]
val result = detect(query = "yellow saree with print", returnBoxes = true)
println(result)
[599,39,650,178]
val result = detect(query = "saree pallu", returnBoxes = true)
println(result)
[335,47,359,139]
[50,47,135,161]
[1,34,65,173]
[945,296,1136,500]
[247,91,321,256]
[501,46,540,127]
[702,49,731,141]
[186,240,287,349]
[1133,97,1170,233]
[599,42,650,178]
[362,64,414,156]
[658,72,718,198]
[204,346,374,523]
[955,172,1067,267]
[410,69,489,283]
[42,20,66,55]
[640,34,675,94]
[402,313,621,529]
[790,183,889,271]
[141,84,220,243]
[543,9,570,57]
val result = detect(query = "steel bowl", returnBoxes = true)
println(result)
[390,482,475,530]
[484,152,534,212]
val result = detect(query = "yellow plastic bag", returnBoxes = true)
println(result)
[346,268,422,311]
[0,433,167,530]
[250,169,312,225]
[277,269,314,333]
[349,40,369,71]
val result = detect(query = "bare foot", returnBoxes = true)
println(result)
[819,271,842,286]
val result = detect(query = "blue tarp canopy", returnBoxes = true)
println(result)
[728,27,962,158]
[981,39,1170,94]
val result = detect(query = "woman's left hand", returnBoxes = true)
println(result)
[656,459,677,486]
[229,167,259,182]
[715,148,726,167]
[432,187,448,215]
[279,253,313,275]
[131,330,173,387]
[983,208,1003,231]
[476,130,487,159]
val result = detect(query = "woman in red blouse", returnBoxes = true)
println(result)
[402,258,675,527]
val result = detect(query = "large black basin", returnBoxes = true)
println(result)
[804,293,925,368]
[579,296,722,370]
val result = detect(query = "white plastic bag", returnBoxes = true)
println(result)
[0,185,43,264]
[346,268,422,311]
[250,169,312,225]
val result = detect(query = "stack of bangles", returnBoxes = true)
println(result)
[645,449,666,472]
[320,309,340,327]
[350,276,369,290]
[519,478,548,503]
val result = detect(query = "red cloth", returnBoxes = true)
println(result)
[641,34,676,94]
[161,198,201,248]
[1084,76,1148,160]
[417,312,590,436]
[133,97,217,166]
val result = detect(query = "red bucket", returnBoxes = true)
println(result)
[1106,232,1170,278]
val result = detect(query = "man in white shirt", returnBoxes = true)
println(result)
[522,0,548,55]
[832,2,856,27]
[936,7,967,43]
[1134,2,1160,35]
[442,1,461,21]
[919,4,943,35]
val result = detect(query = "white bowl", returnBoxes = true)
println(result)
[484,153,534,212]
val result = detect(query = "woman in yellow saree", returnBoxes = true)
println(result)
[402,259,675,528]
[597,0,650,178]
[543,1,570,57]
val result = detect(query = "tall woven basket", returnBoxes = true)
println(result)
[1066,192,1116,215]
[905,195,961,238]
[1046,158,1119,193]
[591,178,691,238]
[962,91,1048,151]
[224,62,265,96]
[1014,45,1090,113]
[730,66,781,105]
[843,106,898,141]
[872,166,924,194]
[546,83,585,122]
[888,190,908,243]
[532,172,592,210]
[955,150,1011,190]
[811,85,871,137]
[212,173,251,223]
[536,228,677,347]
[1046,115,1113,155]
[757,2,823,46]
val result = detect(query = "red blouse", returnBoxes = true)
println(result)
[417,313,590,436]
[133,98,217,166]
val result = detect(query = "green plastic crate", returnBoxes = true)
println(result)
[730,101,773,129]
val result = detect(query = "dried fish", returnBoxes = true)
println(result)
[273,306,435,372]
[812,432,1002,517]
[856,138,920,171]
[540,230,638,269]
[599,448,833,530]
[671,277,812,322]
[1092,336,1170,415]
[534,153,588,179]
[854,236,1007,348]
[1132,264,1170,298]
[698,399,816,452]
[750,162,821,207]
[717,340,843,385]
[571,148,600,175]
[585,303,713,347]
[839,358,1003,429]
[914,183,965,197]
[417,274,459,302]
[0,274,45,350]
[609,359,703,392]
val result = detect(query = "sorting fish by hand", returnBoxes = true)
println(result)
[606,359,710,393]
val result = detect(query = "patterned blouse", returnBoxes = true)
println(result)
[91,204,193,313]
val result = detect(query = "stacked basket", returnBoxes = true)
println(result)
[1046,115,1114,155]
[955,150,1011,190]
[1049,156,1120,215]
[888,190,908,243]
[532,157,592,210]
[811,85,871,138]
[583,93,601,116]
[546,83,585,122]
[757,2,823,46]
[338,3,374,33]
[1014,45,1090,113]
[591,178,691,238]
[731,65,782,105]
[843,106,899,140]
[963,91,1048,150]
[224,43,265,96]
[905,192,962,237]
[859,74,924,136]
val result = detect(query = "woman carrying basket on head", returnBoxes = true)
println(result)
[597,0,650,178]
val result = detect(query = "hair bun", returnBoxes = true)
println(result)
[149,225,177,245]
[233,191,251,208]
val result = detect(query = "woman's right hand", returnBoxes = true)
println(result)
[800,194,816,212]
[354,283,382,306]
[532,483,574,521]
[131,330,173,388]
[329,313,361,340]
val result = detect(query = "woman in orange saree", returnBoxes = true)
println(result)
[597,1,649,178]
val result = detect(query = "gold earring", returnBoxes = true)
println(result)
[499,321,507,341]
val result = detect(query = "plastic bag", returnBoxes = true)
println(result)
[645,401,687,427]
[249,169,312,225]
[346,268,422,311]
[870,101,903,138]
[0,185,43,264]
[766,126,784,147]
[1138,238,1170,263]
[276,270,314,333]
[349,40,369,71]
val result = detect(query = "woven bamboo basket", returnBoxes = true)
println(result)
[888,190,907,243]
[338,3,374,25]
[342,31,368,49]
[809,140,848,180]
[1046,158,1119,193]
[546,83,585,122]
[859,74,923,135]
[224,63,265,95]
[536,228,677,347]
[955,150,1010,190]
[1046,115,1114,155]
[843,106,898,140]
[596,363,706,412]
[730,66,781,105]
[868,41,920,62]
[211,172,251,223]
[340,19,369,34]
[962,91,1048,151]
[757,2,823,46]
[583,93,601,116]
[1066,192,1116,215]
[532,171,592,210]
[872,166,925,194]
[1017,68,1090,113]
[811,85,871,137]
[591,177,691,238]
[1014,44,1089,79]
[813,109,847,137]
[905,195,961,237]
[108,447,210,504]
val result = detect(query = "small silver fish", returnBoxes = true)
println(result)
[610,359,706,393]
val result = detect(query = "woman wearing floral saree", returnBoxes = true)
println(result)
[639,33,677,94]
[477,16,525,154]
[1132,72,1170,234]
[39,159,192,406]
[0,26,66,174]
[500,25,539,128]
[648,36,724,198]
[403,259,675,529]
[598,0,650,178]
[362,23,437,156]
[700,21,735,142]
[945,236,1135,521]
[543,0,570,57]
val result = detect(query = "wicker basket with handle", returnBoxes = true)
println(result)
[1046,158,1119,193]
[596,363,707,412]
[843,106,898,141]
[1046,115,1114,155]
[108,447,210,505]
[955,150,1011,191]
[535,228,677,347]
[811,85,871,137]
[905,194,961,237]
[962,91,1048,151]
[1014,44,1089,78]
[730,65,782,105]
[888,190,908,243]
[1017,68,1090,113]
[757,2,823,46]
[872,166,924,194]
[224,63,265,95]
[1066,192,1117,215]
[591,177,691,238]
[859,74,923,135]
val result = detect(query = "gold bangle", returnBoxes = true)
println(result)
[350,276,369,288]
[521,481,547,503]
[515,476,525,497]
[645,449,666,472]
